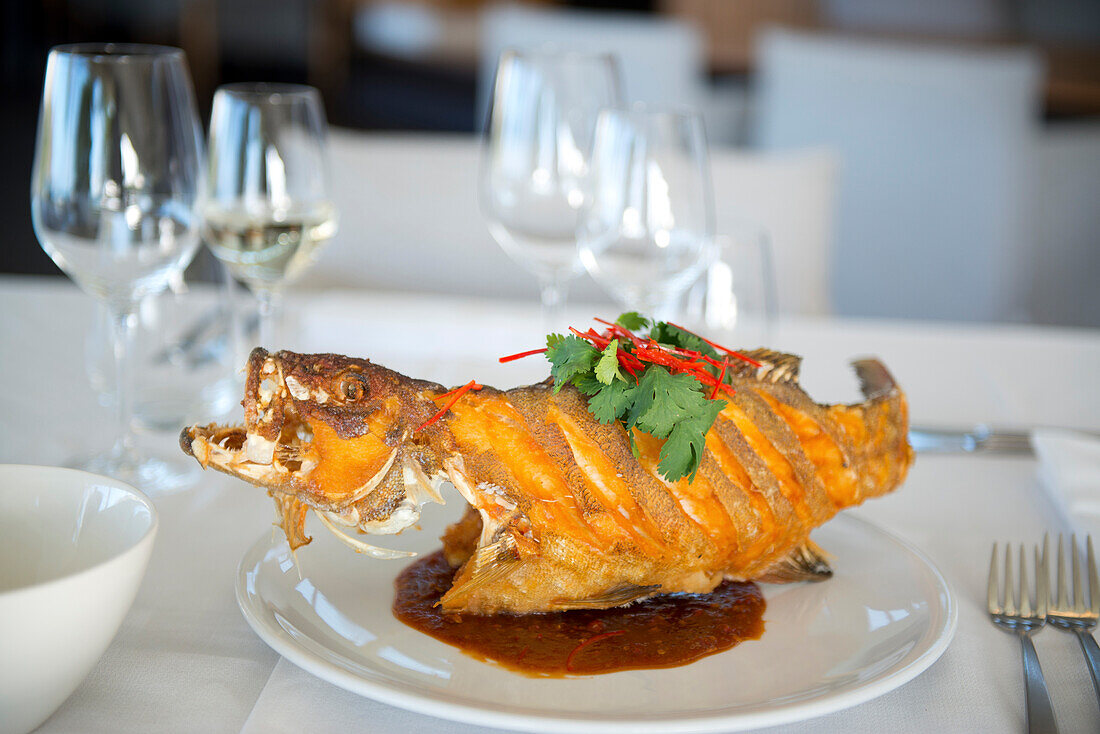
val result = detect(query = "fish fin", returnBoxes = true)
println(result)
[852,359,898,400]
[755,540,833,583]
[273,494,312,551]
[439,534,520,607]
[314,511,417,559]
[737,349,803,384]
[547,583,662,611]
[402,456,446,505]
[441,505,483,567]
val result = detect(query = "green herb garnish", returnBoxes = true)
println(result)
[500,315,762,483]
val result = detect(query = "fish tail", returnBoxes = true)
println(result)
[827,360,913,506]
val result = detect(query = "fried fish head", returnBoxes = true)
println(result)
[180,348,453,553]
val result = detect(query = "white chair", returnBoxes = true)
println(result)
[752,29,1042,322]
[299,128,555,301]
[1027,122,1100,327]
[477,5,707,129]
[302,129,837,317]
[710,147,838,317]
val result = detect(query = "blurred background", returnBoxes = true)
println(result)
[5,0,1100,326]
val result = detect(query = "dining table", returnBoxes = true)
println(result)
[4,272,1100,734]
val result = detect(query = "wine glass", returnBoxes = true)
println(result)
[480,49,622,330]
[577,107,715,321]
[204,83,337,349]
[682,221,778,347]
[31,43,204,493]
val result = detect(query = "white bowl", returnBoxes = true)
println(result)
[0,465,157,734]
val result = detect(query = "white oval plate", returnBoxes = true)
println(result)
[237,501,956,733]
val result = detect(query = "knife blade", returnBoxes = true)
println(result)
[909,425,1100,455]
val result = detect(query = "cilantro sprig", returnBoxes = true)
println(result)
[501,313,762,483]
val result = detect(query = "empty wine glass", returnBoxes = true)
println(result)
[578,107,714,321]
[204,83,337,349]
[682,221,778,347]
[31,43,204,492]
[480,49,622,330]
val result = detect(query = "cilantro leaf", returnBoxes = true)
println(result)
[615,312,650,331]
[587,379,634,424]
[535,316,733,484]
[594,339,622,385]
[572,373,604,396]
[546,335,599,393]
[623,365,663,431]
[648,322,719,360]
[657,399,725,482]
[634,370,712,439]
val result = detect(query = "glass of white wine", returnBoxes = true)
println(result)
[204,83,337,348]
[480,49,622,331]
[31,43,204,493]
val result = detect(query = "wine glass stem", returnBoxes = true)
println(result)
[109,305,139,462]
[255,287,282,349]
[540,278,568,333]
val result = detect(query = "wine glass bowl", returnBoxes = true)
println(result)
[578,107,715,320]
[32,44,203,307]
[481,49,622,328]
[683,222,778,348]
[204,83,336,347]
[30,43,205,493]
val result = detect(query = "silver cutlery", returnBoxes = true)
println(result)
[1047,534,1100,703]
[911,426,1033,454]
[988,539,1060,734]
[910,426,1100,455]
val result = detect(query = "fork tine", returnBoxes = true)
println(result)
[988,542,1000,614]
[1057,534,1069,609]
[1088,536,1098,616]
[1005,543,1017,616]
[1019,545,1032,617]
[1073,533,1085,613]
[1036,540,1049,616]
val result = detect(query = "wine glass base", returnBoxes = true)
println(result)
[68,448,201,496]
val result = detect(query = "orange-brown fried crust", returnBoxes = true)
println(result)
[182,348,913,614]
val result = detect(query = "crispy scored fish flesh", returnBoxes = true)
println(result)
[181,348,913,614]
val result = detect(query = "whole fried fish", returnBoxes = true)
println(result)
[181,348,912,614]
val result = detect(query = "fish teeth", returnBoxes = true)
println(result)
[284,375,310,400]
[244,434,276,465]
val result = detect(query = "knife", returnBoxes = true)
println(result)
[909,425,1100,455]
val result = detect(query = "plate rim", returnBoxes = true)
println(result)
[236,513,957,733]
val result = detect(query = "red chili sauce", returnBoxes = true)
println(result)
[393,550,766,676]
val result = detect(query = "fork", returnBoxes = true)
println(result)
[1047,534,1100,703]
[988,540,1060,734]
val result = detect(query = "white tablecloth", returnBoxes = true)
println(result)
[4,275,1100,733]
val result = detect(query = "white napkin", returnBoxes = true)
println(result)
[1032,428,1100,539]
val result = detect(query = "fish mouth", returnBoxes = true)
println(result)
[181,349,448,559]
[178,420,316,487]
[181,347,343,493]
[180,418,426,560]
[179,361,319,492]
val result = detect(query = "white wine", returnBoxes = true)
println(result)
[203,202,337,288]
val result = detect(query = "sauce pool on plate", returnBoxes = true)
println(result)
[393,550,766,676]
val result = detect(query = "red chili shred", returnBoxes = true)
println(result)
[415,380,482,432]
[495,316,760,397]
